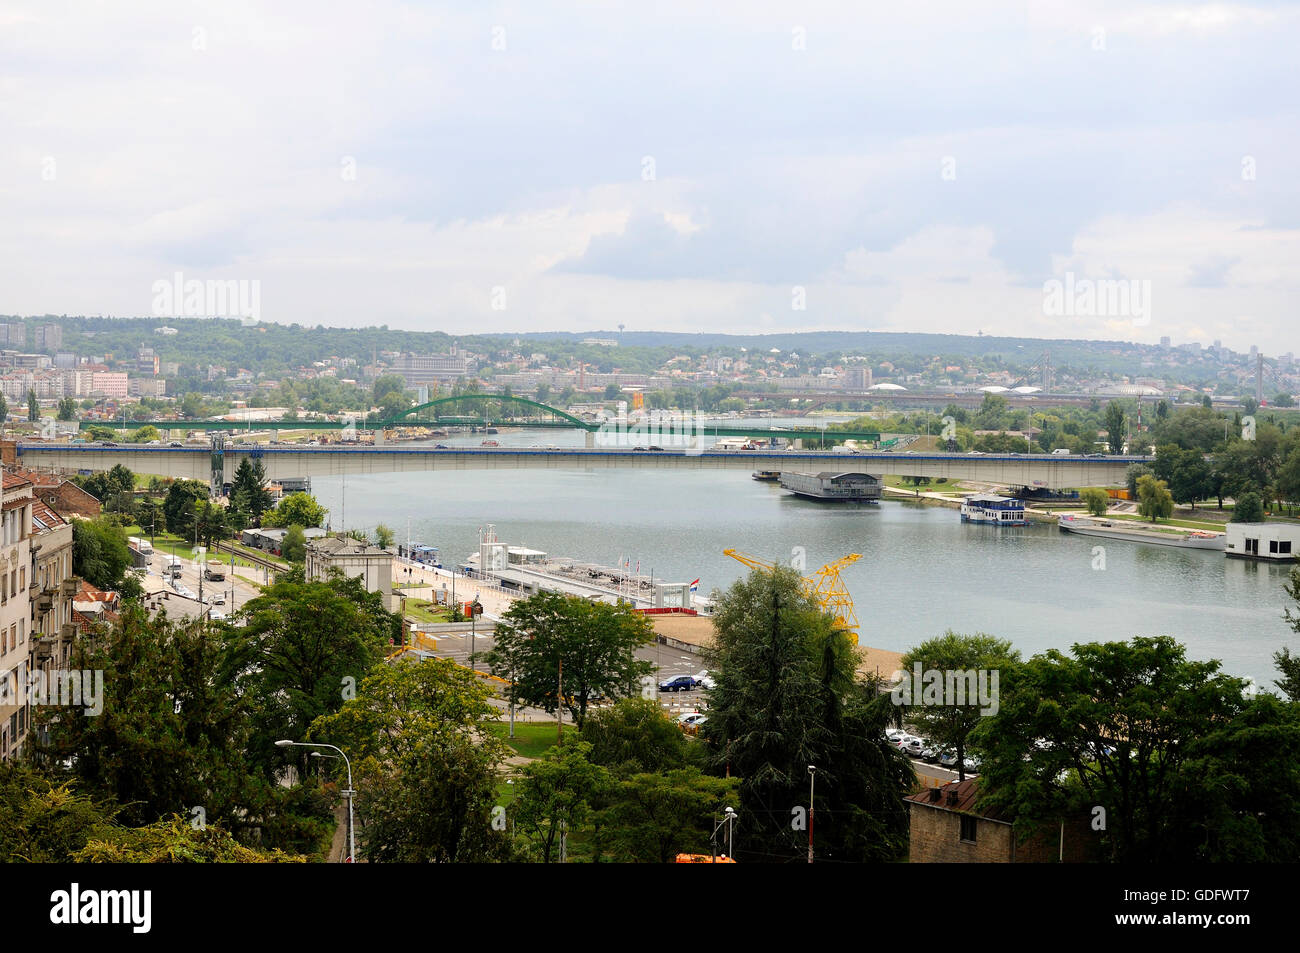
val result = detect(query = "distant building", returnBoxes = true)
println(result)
[129,377,167,398]
[154,326,179,336]
[305,535,397,612]
[34,325,62,351]
[0,324,25,348]
[581,338,618,347]
[390,351,473,388]
[843,366,873,391]
[1159,336,1171,347]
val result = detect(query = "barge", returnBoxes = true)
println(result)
[778,471,882,503]
[1058,515,1226,551]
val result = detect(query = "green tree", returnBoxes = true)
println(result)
[310,659,509,863]
[603,383,622,401]
[510,741,610,863]
[27,389,39,422]
[57,397,77,421]
[372,374,407,404]
[230,458,273,520]
[580,698,693,775]
[897,631,1020,782]
[702,567,913,862]
[1104,401,1127,454]
[593,768,741,863]
[71,517,137,595]
[1231,491,1264,523]
[264,492,327,529]
[232,567,399,777]
[1124,463,1153,498]
[486,591,655,730]
[972,636,1300,862]
[75,815,307,863]
[1080,487,1110,516]
[0,763,116,862]
[1136,473,1174,521]
[1273,392,1296,408]
[84,424,117,442]
[281,524,307,561]
[163,479,209,535]
[128,425,160,443]
[373,523,395,549]
[1153,444,1214,509]
[0,393,7,425]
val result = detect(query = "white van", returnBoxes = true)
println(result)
[1052,448,1071,455]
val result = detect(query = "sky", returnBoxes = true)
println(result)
[2,1,1298,353]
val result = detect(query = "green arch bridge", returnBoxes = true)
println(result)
[81,392,883,443]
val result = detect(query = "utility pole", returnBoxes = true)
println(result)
[556,657,563,746]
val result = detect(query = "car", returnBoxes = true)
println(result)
[434,443,449,449]
[921,745,941,763]
[1052,448,1071,455]
[967,450,984,455]
[677,711,708,729]
[939,750,959,768]
[169,441,184,447]
[633,446,648,452]
[209,610,226,621]
[962,756,980,775]
[894,733,921,751]
[884,728,907,743]
[210,594,225,605]
[658,674,697,693]
[1086,453,1105,458]
[693,670,717,690]
[647,446,665,452]
[901,738,926,759]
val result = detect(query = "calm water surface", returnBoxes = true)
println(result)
[313,426,1297,686]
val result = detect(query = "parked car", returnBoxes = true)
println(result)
[168,441,184,447]
[939,750,959,768]
[902,738,926,759]
[434,443,449,449]
[1052,448,1071,455]
[677,711,708,731]
[894,733,921,751]
[693,670,717,690]
[921,744,941,763]
[963,756,980,775]
[658,675,697,693]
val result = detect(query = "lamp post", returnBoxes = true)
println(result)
[711,806,737,861]
[277,739,355,863]
[807,765,816,864]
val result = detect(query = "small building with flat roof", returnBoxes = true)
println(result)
[1225,522,1300,561]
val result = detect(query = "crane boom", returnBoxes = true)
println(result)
[723,548,862,643]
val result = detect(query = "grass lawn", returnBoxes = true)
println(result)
[1104,512,1228,532]
[404,598,453,624]
[485,721,563,760]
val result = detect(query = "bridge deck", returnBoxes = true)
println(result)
[16,444,1148,489]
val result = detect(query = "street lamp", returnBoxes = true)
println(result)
[276,739,355,863]
[711,806,737,861]
[807,765,816,864]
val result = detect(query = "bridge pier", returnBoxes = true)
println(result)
[585,431,595,449]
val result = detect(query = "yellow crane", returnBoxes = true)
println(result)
[723,548,862,643]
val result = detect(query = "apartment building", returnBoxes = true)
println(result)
[0,473,35,760]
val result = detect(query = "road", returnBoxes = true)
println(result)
[139,547,266,620]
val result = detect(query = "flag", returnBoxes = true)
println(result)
[689,578,700,593]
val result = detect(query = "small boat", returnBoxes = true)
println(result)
[752,470,782,482]
[480,439,500,447]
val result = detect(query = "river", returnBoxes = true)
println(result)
[309,422,1297,687]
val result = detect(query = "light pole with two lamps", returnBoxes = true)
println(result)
[276,739,356,863]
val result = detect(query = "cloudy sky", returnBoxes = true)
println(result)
[2,1,1298,352]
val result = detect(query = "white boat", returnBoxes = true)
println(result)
[960,494,1028,525]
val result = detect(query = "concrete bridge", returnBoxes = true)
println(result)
[15,443,1149,489]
